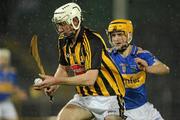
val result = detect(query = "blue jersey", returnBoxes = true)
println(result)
[109,45,156,110]
[0,70,17,101]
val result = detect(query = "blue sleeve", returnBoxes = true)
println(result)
[137,50,157,66]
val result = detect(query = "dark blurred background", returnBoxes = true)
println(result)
[0,0,179,119]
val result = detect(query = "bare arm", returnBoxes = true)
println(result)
[34,65,98,90]
[145,60,170,75]
[54,64,98,85]
[54,64,68,78]
[58,69,98,86]
[44,64,68,95]
[135,58,170,75]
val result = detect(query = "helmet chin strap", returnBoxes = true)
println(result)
[64,31,75,41]
[64,28,80,45]
[116,43,129,53]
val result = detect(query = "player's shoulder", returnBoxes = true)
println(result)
[136,46,151,54]
[84,27,103,42]
[84,27,101,39]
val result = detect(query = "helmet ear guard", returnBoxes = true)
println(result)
[52,2,82,30]
[108,19,133,44]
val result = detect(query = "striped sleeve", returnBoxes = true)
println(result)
[58,39,68,65]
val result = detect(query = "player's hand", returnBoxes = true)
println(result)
[33,74,59,90]
[135,58,148,71]
[44,85,59,96]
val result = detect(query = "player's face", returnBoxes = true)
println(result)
[56,22,74,37]
[0,57,9,68]
[111,31,128,51]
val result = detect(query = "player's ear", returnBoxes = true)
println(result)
[72,17,79,27]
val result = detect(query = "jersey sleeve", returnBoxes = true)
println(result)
[137,50,157,66]
[58,39,68,66]
[85,33,103,70]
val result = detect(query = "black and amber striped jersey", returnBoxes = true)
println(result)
[58,26,125,97]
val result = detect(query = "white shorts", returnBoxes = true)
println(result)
[68,94,125,120]
[0,99,18,119]
[124,102,164,120]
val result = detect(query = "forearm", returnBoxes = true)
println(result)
[57,70,98,86]
[54,64,68,78]
[146,64,170,75]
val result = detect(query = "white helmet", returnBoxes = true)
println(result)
[52,2,82,30]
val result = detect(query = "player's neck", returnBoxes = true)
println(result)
[121,45,132,57]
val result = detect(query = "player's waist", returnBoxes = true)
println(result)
[125,97,147,110]
[0,93,11,102]
[75,86,124,96]
[124,85,147,109]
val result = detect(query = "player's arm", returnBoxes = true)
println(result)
[145,60,170,75]
[34,34,103,89]
[53,64,98,86]
[136,49,170,75]
[34,65,98,90]
[44,64,68,95]
[48,68,98,85]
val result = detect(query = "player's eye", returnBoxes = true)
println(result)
[117,31,125,36]
[57,21,67,26]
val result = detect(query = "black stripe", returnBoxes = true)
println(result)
[102,59,122,95]
[80,43,86,65]
[104,51,125,85]
[99,71,116,95]
[75,87,81,94]
[79,86,85,96]
[93,82,103,95]
[117,95,126,119]
[85,86,93,95]
[102,59,116,82]
[111,22,126,24]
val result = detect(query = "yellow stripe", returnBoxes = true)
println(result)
[76,86,82,95]
[93,32,108,50]
[83,34,91,69]
[96,76,110,96]
[82,86,89,95]
[75,43,81,64]
[69,47,75,64]
[63,45,69,62]
[88,85,98,95]
[101,64,119,94]
[102,51,125,96]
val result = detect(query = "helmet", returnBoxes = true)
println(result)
[52,2,82,30]
[108,19,133,44]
